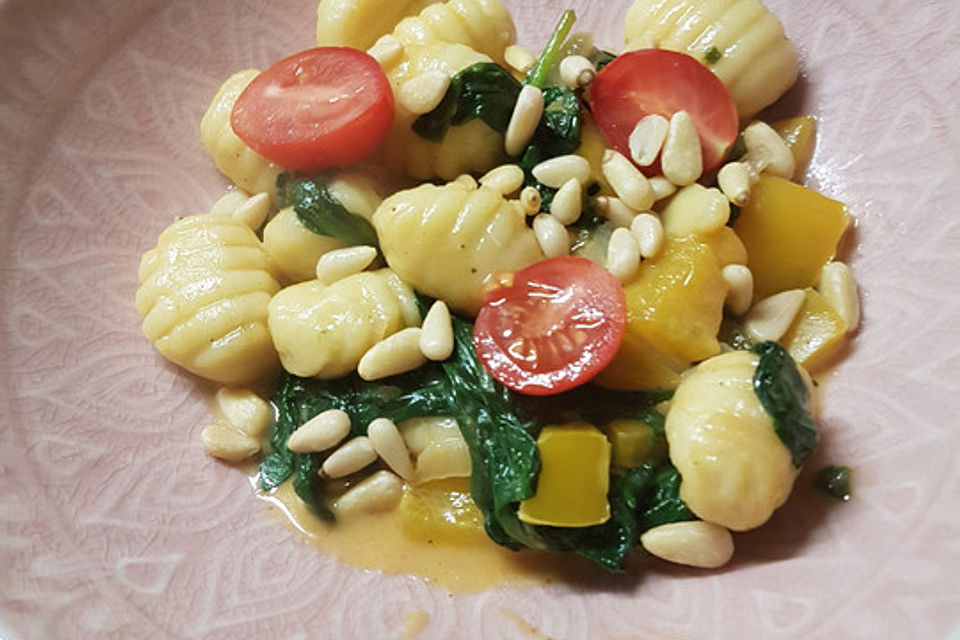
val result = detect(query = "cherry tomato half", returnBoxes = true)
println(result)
[589,49,739,174]
[473,257,626,396]
[231,47,394,173]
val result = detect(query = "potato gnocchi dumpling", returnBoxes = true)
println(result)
[315,0,439,51]
[624,0,798,118]
[262,207,346,284]
[135,213,282,385]
[665,350,802,531]
[372,182,545,315]
[267,269,421,379]
[391,0,515,64]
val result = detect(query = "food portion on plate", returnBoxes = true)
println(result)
[134,0,859,577]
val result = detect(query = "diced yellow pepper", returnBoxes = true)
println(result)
[701,225,748,268]
[604,419,667,469]
[736,176,850,300]
[773,115,817,181]
[398,478,487,546]
[780,288,847,371]
[518,423,611,528]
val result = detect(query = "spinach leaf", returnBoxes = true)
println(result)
[751,341,818,467]
[276,173,379,247]
[526,10,577,89]
[816,465,852,501]
[518,86,583,208]
[637,465,693,531]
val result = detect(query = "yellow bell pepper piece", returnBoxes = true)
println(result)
[604,419,667,469]
[780,288,847,372]
[736,176,850,300]
[773,115,817,180]
[398,478,487,546]
[518,423,611,528]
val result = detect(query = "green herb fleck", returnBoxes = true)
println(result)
[816,465,852,501]
[704,46,722,65]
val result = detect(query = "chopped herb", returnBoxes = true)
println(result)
[704,46,722,65]
[816,465,852,501]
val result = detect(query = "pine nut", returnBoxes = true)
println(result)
[628,114,669,167]
[201,420,260,462]
[232,192,271,230]
[505,85,544,156]
[818,262,860,331]
[210,189,249,215]
[315,245,378,284]
[287,409,351,453]
[519,185,542,215]
[629,213,664,259]
[649,176,677,202]
[594,196,636,228]
[504,44,536,74]
[453,174,478,190]
[332,470,404,517]
[533,213,570,257]
[640,521,734,569]
[660,183,730,237]
[215,388,274,438]
[321,436,377,478]
[606,227,641,281]
[419,300,454,361]
[601,149,654,211]
[358,327,427,381]
[722,264,754,316]
[368,35,404,68]
[531,154,591,188]
[742,289,806,342]
[478,164,525,195]
[742,121,796,180]
[559,55,596,89]
[415,437,472,483]
[717,161,753,206]
[397,70,450,115]
[549,178,582,225]
[367,417,414,481]
[661,110,703,186]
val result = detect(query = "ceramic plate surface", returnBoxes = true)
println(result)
[2,0,959,638]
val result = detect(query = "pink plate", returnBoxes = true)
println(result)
[2,0,959,637]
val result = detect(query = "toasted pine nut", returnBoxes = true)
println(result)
[479,164,525,195]
[717,161,753,206]
[519,186,542,215]
[397,70,450,115]
[232,192,271,230]
[818,262,860,331]
[358,327,427,381]
[504,44,536,74]
[453,174,478,190]
[660,183,730,237]
[215,388,274,438]
[419,300,454,361]
[649,176,677,202]
[629,213,664,259]
[201,420,260,462]
[742,289,806,342]
[505,85,544,156]
[661,110,703,186]
[640,521,734,568]
[210,189,250,215]
[367,35,404,68]
[722,264,754,316]
[321,436,377,478]
[367,417,414,481]
[332,470,404,517]
[559,55,596,89]
[533,213,570,257]
[601,149,654,211]
[315,245,378,284]
[742,121,795,180]
[531,154,591,188]
[594,196,636,228]
[415,437,472,483]
[628,114,669,167]
[606,227,641,281]
[549,178,583,225]
[287,409,351,453]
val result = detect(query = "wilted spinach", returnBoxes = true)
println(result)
[276,173,378,247]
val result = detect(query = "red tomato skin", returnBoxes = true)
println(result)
[231,47,394,172]
[589,49,739,175]
[473,257,626,396]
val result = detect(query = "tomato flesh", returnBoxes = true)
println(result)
[473,257,626,396]
[231,47,394,172]
[589,49,738,174]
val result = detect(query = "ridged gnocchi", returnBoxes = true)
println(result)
[623,0,799,118]
[135,213,282,385]
[372,181,545,315]
[267,269,421,379]
[200,70,281,199]
[664,350,801,531]
[391,0,515,64]
[315,0,439,50]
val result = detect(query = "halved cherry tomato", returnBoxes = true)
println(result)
[473,257,626,396]
[589,49,738,174]
[231,47,394,172]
